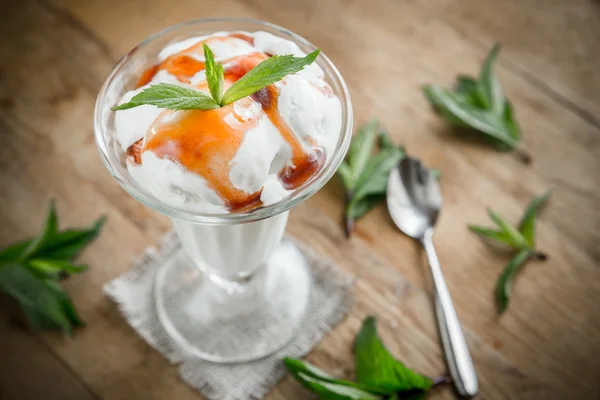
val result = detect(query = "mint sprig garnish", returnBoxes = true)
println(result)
[337,119,406,237]
[469,191,551,313]
[285,317,447,399]
[422,44,531,164]
[0,201,105,333]
[112,43,320,111]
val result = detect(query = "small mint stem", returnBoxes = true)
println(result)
[344,191,354,238]
[530,250,548,261]
[514,147,532,165]
[432,375,452,388]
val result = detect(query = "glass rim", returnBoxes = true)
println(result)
[94,17,353,225]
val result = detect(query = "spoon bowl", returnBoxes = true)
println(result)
[386,156,442,239]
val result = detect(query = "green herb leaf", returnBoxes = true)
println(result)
[455,75,478,95]
[354,317,432,393]
[346,194,385,220]
[112,83,219,111]
[454,75,486,109]
[468,225,514,246]
[203,43,224,105]
[496,249,531,314]
[337,161,354,191]
[518,191,551,247]
[378,130,405,160]
[486,209,529,249]
[221,49,320,105]
[45,280,85,328]
[470,192,551,314]
[352,148,403,204]
[478,44,503,114]
[0,216,106,262]
[337,120,408,237]
[284,358,385,395]
[348,118,379,186]
[501,100,520,142]
[422,85,518,150]
[293,372,382,400]
[18,201,58,262]
[27,259,87,279]
[0,203,105,332]
[422,44,528,162]
[0,263,73,333]
[378,129,397,152]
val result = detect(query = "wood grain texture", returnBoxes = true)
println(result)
[0,0,599,399]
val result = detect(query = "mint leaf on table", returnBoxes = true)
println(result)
[354,317,432,394]
[0,201,105,333]
[518,191,551,247]
[0,263,76,333]
[112,47,320,111]
[468,191,551,313]
[422,44,531,164]
[337,119,406,237]
[0,215,105,262]
[284,358,385,399]
[284,317,446,400]
[17,199,59,262]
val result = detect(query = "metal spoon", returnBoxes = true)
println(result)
[386,156,478,397]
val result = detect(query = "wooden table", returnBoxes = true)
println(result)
[1,0,599,399]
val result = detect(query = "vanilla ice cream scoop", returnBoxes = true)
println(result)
[114,31,342,213]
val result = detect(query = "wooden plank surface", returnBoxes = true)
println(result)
[0,0,599,399]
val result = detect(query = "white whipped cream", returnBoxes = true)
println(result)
[115,31,342,213]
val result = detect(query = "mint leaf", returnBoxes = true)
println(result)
[346,194,385,220]
[468,225,513,246]
[350,148,403,209]
[470,193,550,314]
[284,358,386,395]
[0,263,73,333]
[203,43,224,105]
[378,129,404,155]
[348,118,379,185]
[112,83,219,111]
[337,120,407,237]
[337,161,353,191]
[18,200,58,262]
[27,259,87,279]
[0,202,105,332]
[45,280,85,328]
[422,85,519,150]
[0,216,106,262]
[422,44,529,163]
[294,373,382,400]
[496,249,531,314]
[221,49,320,105]
[501,100,520,142]
[486,208,529,249]
[478,44,503,114]
[518,191,551,247]
[354,317,432,393]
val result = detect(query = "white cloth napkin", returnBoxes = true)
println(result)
[105,231,353,400]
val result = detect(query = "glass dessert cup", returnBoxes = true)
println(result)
[94,18,353,363]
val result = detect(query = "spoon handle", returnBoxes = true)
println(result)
[421,230,479,397]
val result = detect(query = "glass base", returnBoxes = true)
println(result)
[154,238,312,363]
